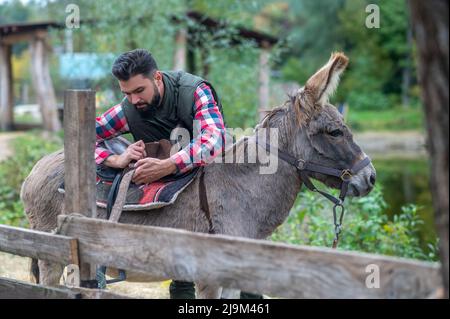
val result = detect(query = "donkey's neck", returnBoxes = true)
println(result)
[212,110,303,239]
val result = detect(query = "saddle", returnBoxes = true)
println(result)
[90,137,201,288]
[98,137,174,221]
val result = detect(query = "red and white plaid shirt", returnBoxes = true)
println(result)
[95,83,225,174]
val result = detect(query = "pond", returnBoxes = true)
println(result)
[371,156,436,251]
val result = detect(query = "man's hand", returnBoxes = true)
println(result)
[132,158,177,185]
[105,140,147,168]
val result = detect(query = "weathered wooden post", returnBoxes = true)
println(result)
[63,89,97,285]
[29,33,61,132]
[173,28,187,70]
[258,41,271,122]
[0,42,14,131]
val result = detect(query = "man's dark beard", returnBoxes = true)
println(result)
[136,83,161,117]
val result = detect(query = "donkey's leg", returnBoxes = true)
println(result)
[196,282,222,299]
[38,260,64,286]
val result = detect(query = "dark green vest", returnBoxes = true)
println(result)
[122,71,224,143]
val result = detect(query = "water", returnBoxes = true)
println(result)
[371,156,436,249]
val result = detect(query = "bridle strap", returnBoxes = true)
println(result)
[256,139,372,249]
[300,171,342,205]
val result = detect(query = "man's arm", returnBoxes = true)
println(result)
[170,83,225,173]
[96,103,134,167]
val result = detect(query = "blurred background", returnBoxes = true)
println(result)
[0,0,437,266]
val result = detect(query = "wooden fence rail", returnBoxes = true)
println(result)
[0,277,131,299]
[0,224,78,265]
[0,213,442,299]
[1,88,443,299]
[56,214,441,299]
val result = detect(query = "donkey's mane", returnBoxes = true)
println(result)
[224,98,301,160]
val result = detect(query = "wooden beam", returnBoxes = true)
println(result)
[0,43,13,131]
[58,215,442,299]
[0,224,79,265]
[29,36,61,132]
[0,277,130,299]
[258,44,271,122]
[70,287,133,299]
[173,28,187,70]
[63,90,97,218]
[0,277,81,299]
[63,90,97,283]
[0,30,47,46]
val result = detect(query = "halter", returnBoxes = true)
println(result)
[256,140,371,248]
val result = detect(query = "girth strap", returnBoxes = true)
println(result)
[199,167,215,234]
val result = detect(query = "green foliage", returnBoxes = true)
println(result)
[280,0,419,111]
[271,186,439,261]
[0,132,62,227]
[347,106,424,131]
[5,0,421,128]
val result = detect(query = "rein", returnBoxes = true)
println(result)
[256,139,371,249]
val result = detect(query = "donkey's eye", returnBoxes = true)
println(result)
[329,129,343,137]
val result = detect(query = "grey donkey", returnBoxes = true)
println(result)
[20,52,376,298]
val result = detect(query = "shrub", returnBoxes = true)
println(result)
[0,131,62,227]
[271,186,438,261]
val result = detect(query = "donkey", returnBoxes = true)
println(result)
[20,52,376,298]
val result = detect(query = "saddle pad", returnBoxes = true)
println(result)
[58,167,199,211]
[95,167,199,211]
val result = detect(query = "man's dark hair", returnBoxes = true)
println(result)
[111,49,158,81]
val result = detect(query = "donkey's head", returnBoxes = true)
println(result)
[286,52,376,197]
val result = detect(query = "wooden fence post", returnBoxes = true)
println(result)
[63,89,97,284]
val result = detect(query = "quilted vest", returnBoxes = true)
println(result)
[122,70,224,142]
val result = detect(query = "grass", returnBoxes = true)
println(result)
[347,106,424,132]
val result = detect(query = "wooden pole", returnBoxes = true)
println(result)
[258,42,271,122]
[63,89,97,283]
[0,43,14,131]
[29,34,61,132]
[173,28,187,70]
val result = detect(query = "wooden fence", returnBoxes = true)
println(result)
[0,90,443,299]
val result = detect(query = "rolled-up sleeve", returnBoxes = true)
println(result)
[95,103,130,164]
[170,83,225,173]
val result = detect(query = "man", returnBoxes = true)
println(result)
[95,49,225,298]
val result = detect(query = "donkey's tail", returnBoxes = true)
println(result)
[29,258,39,284]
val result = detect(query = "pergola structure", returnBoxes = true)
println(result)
[0,12,278,131]
[0,21,62,131]
[173,11,279,121]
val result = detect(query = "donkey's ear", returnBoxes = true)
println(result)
[305,52,349,105]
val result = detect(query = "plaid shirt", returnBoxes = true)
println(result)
[95,83,225,174]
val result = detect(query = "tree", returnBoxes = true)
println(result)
[409,0,449,298]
